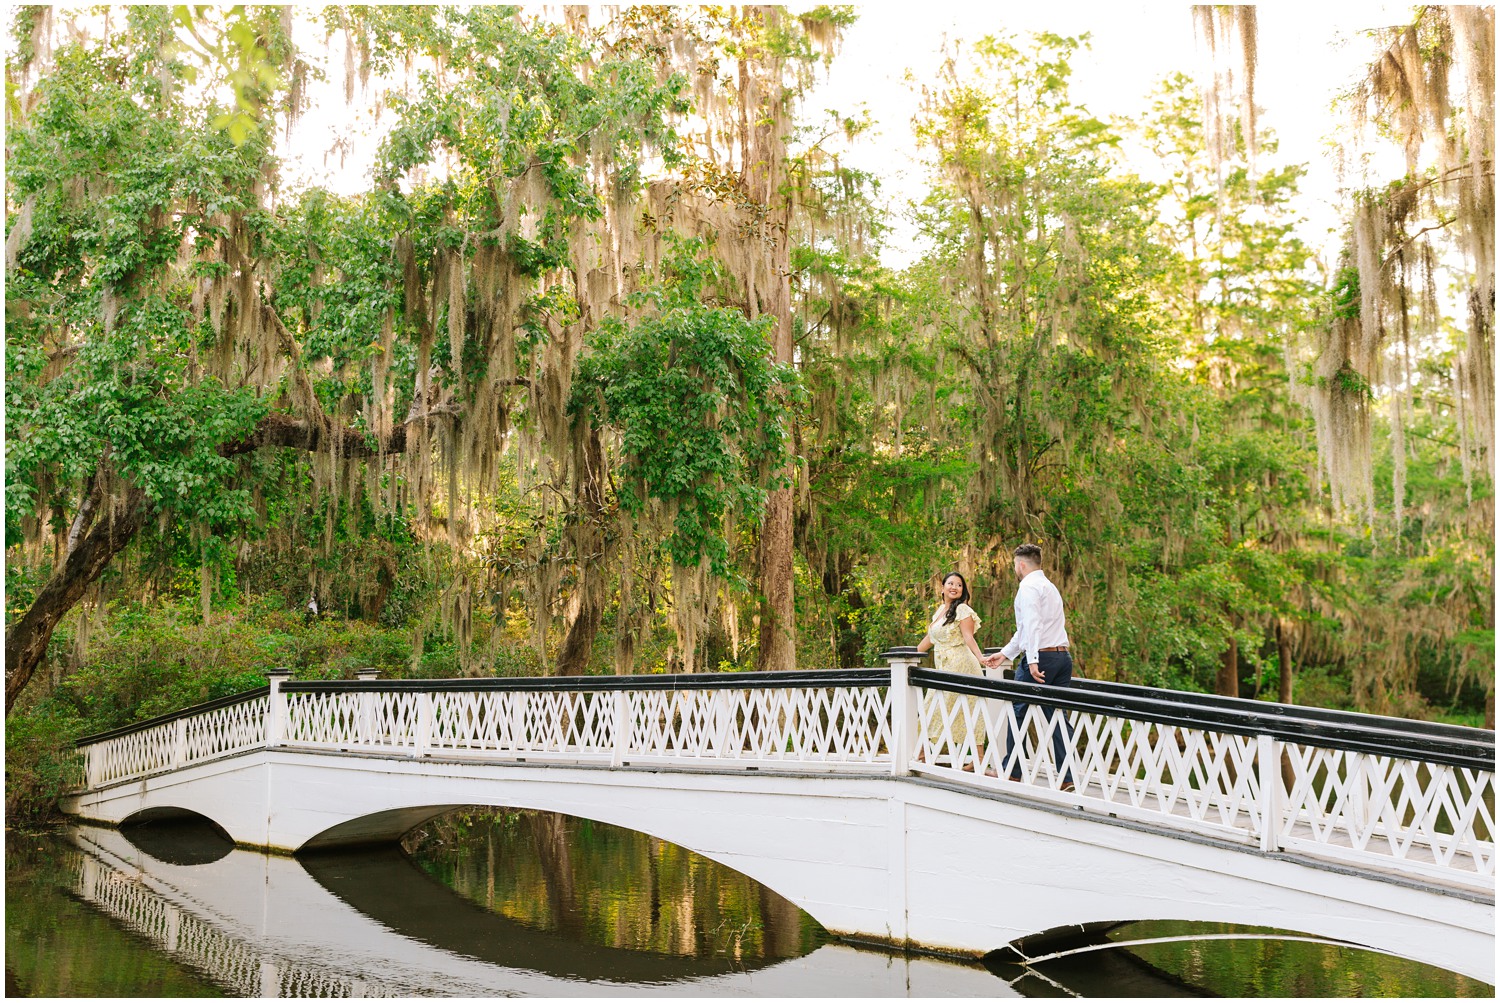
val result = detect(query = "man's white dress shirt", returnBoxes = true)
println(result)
[998,569,1069,667]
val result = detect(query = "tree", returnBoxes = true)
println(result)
[1132,71,1322,696]
[5,6,692,706]
[570,239,796,673]
[906,33,1201,678]
[1310,6,1495,717]
[624,5,854,670]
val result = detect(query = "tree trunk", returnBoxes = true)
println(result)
[556,424,609,677]
[756,488,796,671]
[818,553,866,668]
[6,487,148,714]
[365,556,396,624]
[1216,630,1239,698]
[556,567,604,677]
[1276,618,1294,704]
[745,7,796,674]
[1275,618,1297,790]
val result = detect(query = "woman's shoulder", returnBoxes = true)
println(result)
[956,602,979,621]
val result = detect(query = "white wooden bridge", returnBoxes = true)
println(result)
[60,652,1496,984]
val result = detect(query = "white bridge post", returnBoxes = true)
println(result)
[172,717,188,769]
[415,692,433,758]
[611,690,630,767]
[883,650,922,775]
[85,744,103,789]
[356,668,379,748]
[266,668,291,747]
[1258,733,1284,853]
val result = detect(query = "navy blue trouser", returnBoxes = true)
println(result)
[1001,649,1074,783]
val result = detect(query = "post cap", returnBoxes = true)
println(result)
[355,668,380,681]
[265,667,293,679]
[878,646,925,665]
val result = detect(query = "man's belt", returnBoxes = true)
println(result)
[1039,645,1069,652]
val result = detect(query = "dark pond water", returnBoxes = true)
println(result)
[5,813,1490,997]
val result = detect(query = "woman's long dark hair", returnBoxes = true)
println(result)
[941,572,971,626]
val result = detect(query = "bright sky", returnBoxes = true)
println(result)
[799,3,1415,267]
[16,5,1415,273]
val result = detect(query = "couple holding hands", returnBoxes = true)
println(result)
[913,543,1075,788]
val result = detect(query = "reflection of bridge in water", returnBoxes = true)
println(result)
[62,654,1496,983]
[74,829,411,998]
[68,824,1006,996]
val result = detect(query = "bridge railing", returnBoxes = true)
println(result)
[76,687,271,789]
[71,659,1492,892]
[276,669,893,769]
[891,652,1493,892]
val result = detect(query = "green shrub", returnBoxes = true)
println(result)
[6,592,439,822]
[5,705,85,826]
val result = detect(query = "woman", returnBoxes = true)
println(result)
[915,572,988,770]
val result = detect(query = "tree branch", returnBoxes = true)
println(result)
[65,472,103,556]
[1382,216,1458,270]
[218,403,463,460]
[7,486,149,714]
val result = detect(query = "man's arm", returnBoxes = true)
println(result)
[995,624,1023,664]
[993,581,1037,666]
[1016,582,1043,670]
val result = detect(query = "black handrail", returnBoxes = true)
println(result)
[1070,677,1485,743]
[886,646,1494,749]
[75,687,272,748]
[281,668,889,695]
[909,667,1495,773]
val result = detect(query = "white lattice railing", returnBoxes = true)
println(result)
[280,671,893,769]
[1276,745,1494,885]
[71,661,1492,892]
[901,660,1494,891]
[81,690,269,789]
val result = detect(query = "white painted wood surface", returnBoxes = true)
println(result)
[63,749,1494,983]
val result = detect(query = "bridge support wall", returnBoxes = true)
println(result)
[62,747,1495,984]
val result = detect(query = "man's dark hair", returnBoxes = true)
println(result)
[1013,543,1043,564]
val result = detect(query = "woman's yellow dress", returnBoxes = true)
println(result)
[926,602,987,751]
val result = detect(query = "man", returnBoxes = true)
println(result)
[983,543,1074,790]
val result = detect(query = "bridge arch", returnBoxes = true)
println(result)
[298,808,826,983]
[119,807,235,865]
[989,916,1478,983]
[303,800,816,930]
[120,804,227,829]
[290,778,872,944]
